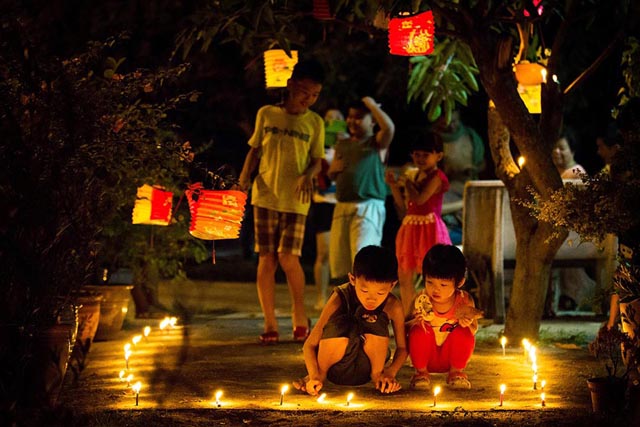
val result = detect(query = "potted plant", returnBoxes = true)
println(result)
[0,9,199,419]
[587,325,634,413]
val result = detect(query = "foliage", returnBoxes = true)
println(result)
[589,325,634,379]
[0,23,200,328]
[407,38,479,123]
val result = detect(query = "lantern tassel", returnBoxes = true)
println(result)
[212,241,216,265]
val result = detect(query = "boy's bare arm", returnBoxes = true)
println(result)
[302,294,341,387]
[362,96,395,150]
[239,146,260,191]
[384,297,408,378]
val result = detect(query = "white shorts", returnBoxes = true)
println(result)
[329,199,386,278]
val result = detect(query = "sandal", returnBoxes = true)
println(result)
[410,371,431,390]
[259,331,279,345]
[447,370,471,389]
[293,318,311,342]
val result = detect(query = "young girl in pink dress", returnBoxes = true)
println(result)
[386,133,451,317]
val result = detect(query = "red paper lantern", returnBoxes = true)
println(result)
[185,183,247,240]
[313,0,332,20]
[132,184,173,226]
[388,11,435,56]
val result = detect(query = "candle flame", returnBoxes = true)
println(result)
[347,392,354,403]
[317,393,327,403]
[433,385,441,396]
[522,339,531,350]
[533,373,538,381]
[132,335,142,345]
[126,374,134,383]
[125,349,132,361]
[517,156,525,168]
[540,68,548,84]
[132,381,141,393]
[119,370,125,380]
[500,384,506,393]
[500,336,507,347]
[215,390,223,400]
[541,392,546,402]
[280,384,289,394]
[541,380,546,389]
[169,316,178,328]
[159,317,170,330]
[124,343,131,352]
[143,326,151,337]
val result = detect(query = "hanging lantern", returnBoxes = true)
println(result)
[132,184,173,226]
[517,83,542,114]
[313,0,332,20]
[264,49,299,88]
[388,11,435,56]
[185,183,247,240]
[514,61,547,85]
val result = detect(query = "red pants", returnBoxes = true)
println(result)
[408,323,475,373]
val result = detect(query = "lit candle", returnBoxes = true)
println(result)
[280,384,289,406]
[119,370,126,382]
[125,349,132,370]
[346,392,354,407]
[143,326,151,341]
[169,316,178,328]
[541,392,546,407]
[529,345,537,365]
[132,381,141,406]
[533,372,538,390]
[541,380,546,392]
[500,336,507,357]
[433,385,441,407]
[132,335,142,347]
[124,343,131,353]
[159,317,170,330]
[532,362,538,377]
[317,393,327,403]
[215,390,223,407]
[126,374,134,386]
[499,384,506,407]
[517,156,525,169]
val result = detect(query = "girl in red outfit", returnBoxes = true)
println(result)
[406,244,479,390]
[386,133,451,317]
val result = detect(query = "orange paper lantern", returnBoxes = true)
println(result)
[388,11,435,56]
[264,49,299,88]
[185,183,247,240]
[514,62,546,86]
[132,184,173,226]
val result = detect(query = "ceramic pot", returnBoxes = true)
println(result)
[69,292,103,375]
[587,376,626,414]
[85,284,133,341]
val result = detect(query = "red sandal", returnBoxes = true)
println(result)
[259,331,279,345]
[293,318,311,342]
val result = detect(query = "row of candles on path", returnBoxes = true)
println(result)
[117,316,179,406]
[499,336,547,407]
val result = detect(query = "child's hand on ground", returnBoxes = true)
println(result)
[304,378,323,396]
[373,371,402,394]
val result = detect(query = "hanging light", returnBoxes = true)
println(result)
[132,184,173,226]
[312,0,332,20]
[185,183,247,240]
[388,11,435,56]
[264,49,299,88]
[514,61,547,85]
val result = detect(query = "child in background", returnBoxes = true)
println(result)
[294,245,407,395]
[407,244,480,390]
[310,109,347,309]
[385,132,451,317]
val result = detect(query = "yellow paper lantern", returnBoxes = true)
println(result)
[517,83,541,114]
[132,184,173,226]
[185,183,247,240]
[264,49,298,88]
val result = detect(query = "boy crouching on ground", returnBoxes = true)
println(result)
[294,245,407,395]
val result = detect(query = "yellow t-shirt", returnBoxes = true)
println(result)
[249,105,325,215]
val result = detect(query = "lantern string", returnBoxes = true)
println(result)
[212,241,216,265]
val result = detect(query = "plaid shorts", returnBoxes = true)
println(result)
[253,206,306,256]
